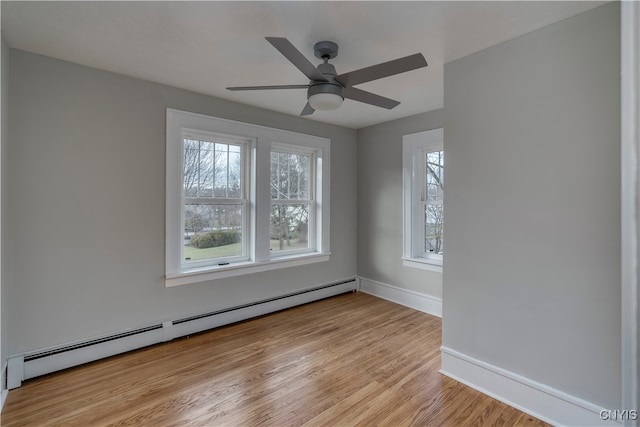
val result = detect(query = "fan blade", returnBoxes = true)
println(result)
[265,37,328,82]
[335,53,427,87]
[300,102,315,116]
[343,86,400,109]
[227,84,309,91]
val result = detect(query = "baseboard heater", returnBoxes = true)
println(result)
[7,277,359,389]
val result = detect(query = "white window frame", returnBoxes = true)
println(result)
[270,142,317,258]
[181,131,251,269]
[402,128,444,273]
[166,109,330,287]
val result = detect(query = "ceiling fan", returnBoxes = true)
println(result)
[227,37,428,116]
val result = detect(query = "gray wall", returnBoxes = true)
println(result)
[6,50,357,355]
[443,2,620,408]
[1,33,8,393]
[357,110,443,298]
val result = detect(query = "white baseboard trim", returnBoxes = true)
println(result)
[358,276,442,318]
[440,346,622,427]
[0,360,6,412]
[0,389,7,413]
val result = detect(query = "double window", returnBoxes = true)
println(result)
[166,109,330,286]
[402,128,444,272]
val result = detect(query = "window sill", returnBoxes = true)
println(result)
[402,257,443,273]
[166,252,331,287]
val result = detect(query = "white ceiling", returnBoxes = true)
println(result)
[1,1,607,129]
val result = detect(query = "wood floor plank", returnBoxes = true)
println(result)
[1,292,548,427]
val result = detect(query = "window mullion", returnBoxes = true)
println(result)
[278,153,282,199]
[271,199,313,205]
[226,145,230,198]
[254,138,272,262]
[297,158,301,199]
[185,197,244,205]
[211,144,218,196]
[197,141,201,198]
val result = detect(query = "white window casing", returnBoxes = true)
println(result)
[402,128,444,273]
[270,142,317,257]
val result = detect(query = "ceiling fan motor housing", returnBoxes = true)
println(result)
[308,62,344,99]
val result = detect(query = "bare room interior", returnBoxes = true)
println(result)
[0,1,638,426]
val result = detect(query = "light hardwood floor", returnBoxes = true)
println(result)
[1,292,548,426]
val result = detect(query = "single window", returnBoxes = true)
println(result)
[402,128,444,272]
[270,146,315,255]
[182,136,248,267]
[423,149,444,257]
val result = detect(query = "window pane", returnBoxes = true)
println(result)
[183,138,243,199]
[271,151,311,200]
[198,142,214,197]
[184,204,243,261]
[270,203,310,252]
[183,139,201,197]
[227,149,242,198]
[426,150,444,201]
[425,203,444,255]
[214,143,243,198]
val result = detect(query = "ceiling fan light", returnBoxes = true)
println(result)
[308,93,344,111]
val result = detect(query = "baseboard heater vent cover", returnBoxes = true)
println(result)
[24,324,164,362]
[9,277,358,387]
